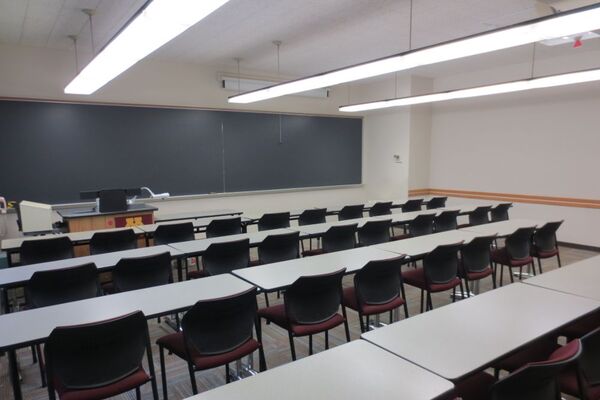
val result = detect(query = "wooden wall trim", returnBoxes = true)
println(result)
[409,188,600,209]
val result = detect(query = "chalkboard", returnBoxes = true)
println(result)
[0,100,362,203]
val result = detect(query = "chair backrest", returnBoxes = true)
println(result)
[153,222,195,245]
[202,238,250,276]
[401,199,423,212]
[408,214,436,237]
[258,231,300,264]
[284,269,346,325]
[182,287,258,356]
[468,206,492,226]
[461,235,497,274]
[358,219,391,246]
[205,217,242,238]
[368,202,393,217]
[298,208,327,226]
[20,236,74,265]
[423,243,463,285]
[26,263,101,308]
[491,203,512,222]
[434,210,460,232]
[89,229,137,255]
[338,205,364,221]
[322,224,358,253]
[45,311,150,391]
[533,221,563,253]
[257,212,290,231]
[580,327,600,386]
[426,197,448,209]
[354,257,404,306]
[506,227,536,260]
[491,341,582,400]
[113,252,172,292]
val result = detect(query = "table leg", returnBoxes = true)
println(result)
[1,287,9,314]
[8,348,23,400]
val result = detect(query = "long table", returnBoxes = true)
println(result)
[0,274,252,400]
[137,215,254,238]
[374,229,477,258]
[362,282,600,381]
[460,218,547,237]
[184,340,454,400]
[154,208,242,222]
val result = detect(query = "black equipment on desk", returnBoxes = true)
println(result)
[80,188,142,213]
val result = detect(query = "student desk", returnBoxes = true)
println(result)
[154,208,242,222]
[524,255,600,301]
[184,340,454,400]
[460,218,547,237]
[374,230,477,258]
[0,274,252,400]
[362,283,600,381]
[58,203,157,232]
[137,215,254,242]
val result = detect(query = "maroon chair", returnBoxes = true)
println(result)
[20,236,74,265]
[112,252,172,292]
[492,335,560,379]
[460,235,497,295]
[357,219,392,246]
[401,199,423,212]
[257,212,290,231]
[337,204,364,221]
[458,206,492,228]
[188,239,250,279]
[426,197,448,210]
[392,213,435,241]
[368,202,393,216]
[301,224,357,257]
[491,227,536,286]
[89,229,137,255]
[205,217,242,238]
[157,288,265,399]
[44,311,159,400]
[558,327,600,400]
[559,309,600,340]
[490,203,512,222]
[258,269,350,360]
[531,221,563,273]
[444,371,496,400]
[402,243,464,312]
[342,256,408,332]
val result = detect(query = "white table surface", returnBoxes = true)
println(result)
[0,274,252,350]
[460,218,546,237]
[524,255,600,301]
[232,246,399,291]
[184,340,454,400]
[362,282,600,380]
[0,245,182,288]
[374,230,477,257]
[154,209,242,222]
[168,228,298,256]
[137,216,253,234]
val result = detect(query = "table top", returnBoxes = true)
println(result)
[1,227,146,252]
[58,203,157,218]
[0,274,252,351]
[137,215,253,234]
[232,246,399,292]
[154,209,242,222]
[362,282,600,380]
[374,230,477,257]
[0,245,182,288]
[460,218,546,237]
[524,255,600,301]
[243,209,307,221]
[184,340,454,400]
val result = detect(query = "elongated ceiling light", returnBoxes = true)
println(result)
[228,3,600,104]
[338,68,600,112]
[65,0,229,95]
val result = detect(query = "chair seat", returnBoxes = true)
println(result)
[157,332,260,370]
[491,248,533,267]
[401,268,461,292]
[448,371,495,400]
[301,248,325,257]
[531,248,559,258]
[342,287,405,316]
[55,368,150,400]
[462,267,493,281]
[186,269,207,280]
[493,337,559,372]
[258,304,344,336]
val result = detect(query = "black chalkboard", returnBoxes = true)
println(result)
[0,100,362,203]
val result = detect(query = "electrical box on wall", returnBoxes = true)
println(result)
[393,154,402,163]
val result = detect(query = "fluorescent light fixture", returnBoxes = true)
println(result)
[338,68,600,112]
[221,76,329,98]
[65,0,229,95]
[228,3,600,104]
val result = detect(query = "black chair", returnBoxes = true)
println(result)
[368,202,392,217]
[298,208,327,226]
[401,199,423,212]
[156,288,265,399]
[205,217,242,238]
[20,237,74,265]
[426,197,447,209]
[342,257,409,332]
[402,243,464,312]
[358,220,391,246]
[112,252,172,292]
[196,238,250,277]
[153,222,195,245]
[532,221,564,273]
[491,203,513,222]
[460,235,497,295]
[337,205,364,221]
[302,224,358,256]
[558,327,600,400]
[258,269,350,360]
[44,311,159,400]
[434,210,460,232]
[89,229,137,255]
[394,214,435,240]
[492,227,536,286]
[256,231,300,265]
[490,339,582,400]
[257,212,290,231]
[467,206,492,226]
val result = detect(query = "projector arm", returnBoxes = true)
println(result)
[130,187,170,203]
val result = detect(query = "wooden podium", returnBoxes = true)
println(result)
[58,203,158,232]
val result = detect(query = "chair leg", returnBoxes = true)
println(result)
[325,330,329,349]
[358,313,366,333]
[159,345,168,400]
[556,252,562,268]
[452,286,456,302]
[530,261,537,276]
[225,363,230,384]
[389,310,393,324]
[342,307,351,342]
[288,332,297,361]
[258,345,267,372]
[494,368,500,380]
[31,345,38,363]
[36,344,46,387]
[263,292,270,307]
[309,335,313,355]
[509,266,514,283]
[464,278,471,297]
[518,266,523,280]
[458,281,465,299]
[537,257,543,275]
[187,362,198,394]
[491,272,497,289]
[500,264,504,286]
[135,386,141,400]
[426,292,433,311]
[420,289,424,313]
